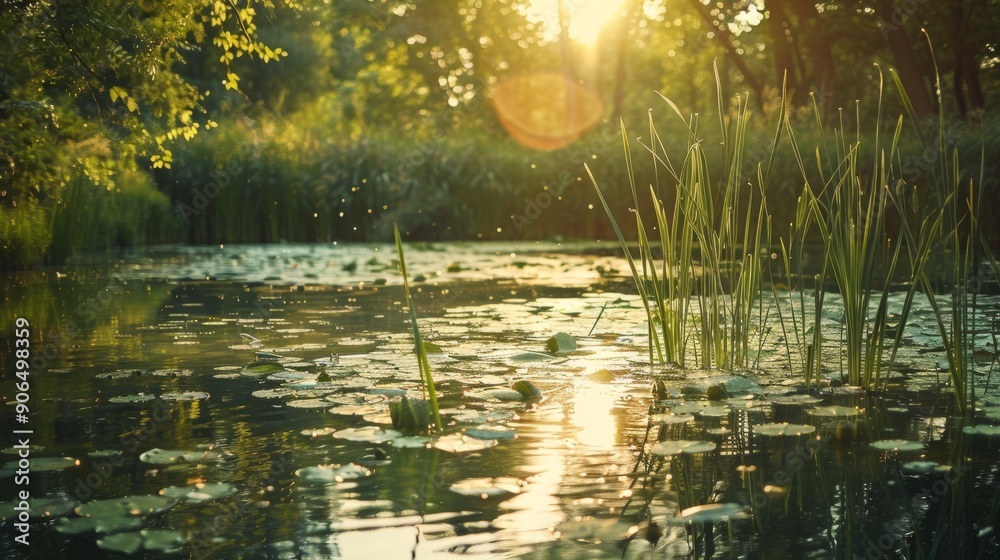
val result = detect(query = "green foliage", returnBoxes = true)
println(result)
[50,162,177,262]
[0,203,52,271]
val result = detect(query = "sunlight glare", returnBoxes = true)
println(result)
[527,0,625,45]
[570,0,625,45]
[571,382,619,448]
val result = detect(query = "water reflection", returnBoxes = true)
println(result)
[4,243,998,559]
[570,380,621,449]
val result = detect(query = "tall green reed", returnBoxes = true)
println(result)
[779,69,937,391]
[889,44,993,415]
[393,224,442,433]
[589,67,770,371]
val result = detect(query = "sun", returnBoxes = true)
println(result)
[569,0,625,44]
[527,0,625,45]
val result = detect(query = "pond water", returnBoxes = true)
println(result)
[2,242,999,559]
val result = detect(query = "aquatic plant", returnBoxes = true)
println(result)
[393,224,442,433]
[889,42,997,416]
[588,64,770,371]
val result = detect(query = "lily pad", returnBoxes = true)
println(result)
[139,449,187,465]
[98,529,187,554]
[148,369,193,378]
[434,433,499,453]
[546,332,577,353]
[332,426,402,443]
[160,391,210,401]
[286,398,331,409]
[242,363,286,376]
[108,394,156,404]
[96,369,145,381]
[507,351,554,362]
[679,503,749,523]
[450,477,522,497]
[0,497,77,522]
[295,463,372,483]
[901,461,951,475]
[649,440,717,456]
[870,439,926,452]
[754,423,817,438]
[160,482,236,503]
[30,457,79,472]
[301,427,338,438]
[55,514,143,535]
[390,436,433,448]
[512,380,543,400]
[648,413,696,425]
[76,495,178,517]
[962,424,1000,436]
[464,424,517,440]
[808,406,860,419]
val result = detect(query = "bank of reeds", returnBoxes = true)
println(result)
[593,67,998,410]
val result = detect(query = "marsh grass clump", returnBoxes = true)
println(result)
[589,63,770,372]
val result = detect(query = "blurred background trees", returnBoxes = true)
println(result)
[2,0,998,267]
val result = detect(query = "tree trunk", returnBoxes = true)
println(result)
[788,0,837,118]
[768,0,798,94]
[686,0,764,108]
[875,0,936,117]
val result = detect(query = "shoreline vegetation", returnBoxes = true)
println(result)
[3,109,998,270]
[3,1,998,271]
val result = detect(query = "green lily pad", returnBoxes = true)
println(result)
[295,463,372,483]
[962,424,1000,436]
[754,423,817,438]
[301,427,338,438]
[507,351,554,362]
[390,436,433,448]
[450,477,522,497]
[870,439,926,452]
[649,440,717,456]
[546,332,577,353]
[901,461,951,475]
[98,529,187,554]
[139,449,186,465]
[30,457,79,472]
[648,413,696,425]
[108,394,156,404]
[286,398,331,409]
[512,380,542,400]
[96,369,145,381]
[32,497,78,520]
[434,433,499,453]
[148,369,193,378]
[76,495,178,517]
[241,363,286,377]
[808,406,860,419]
[160,391,210,401]
[160,482,236,503]
[55,514,143,535]
[680,503,749,523]
[464,424,517,440]
[0,497,77,522]
[96,532,144,555]
[332,426,402,443]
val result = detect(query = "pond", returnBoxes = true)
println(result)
[2,242,999,559]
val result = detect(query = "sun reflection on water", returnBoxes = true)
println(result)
[570,380,621,449]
